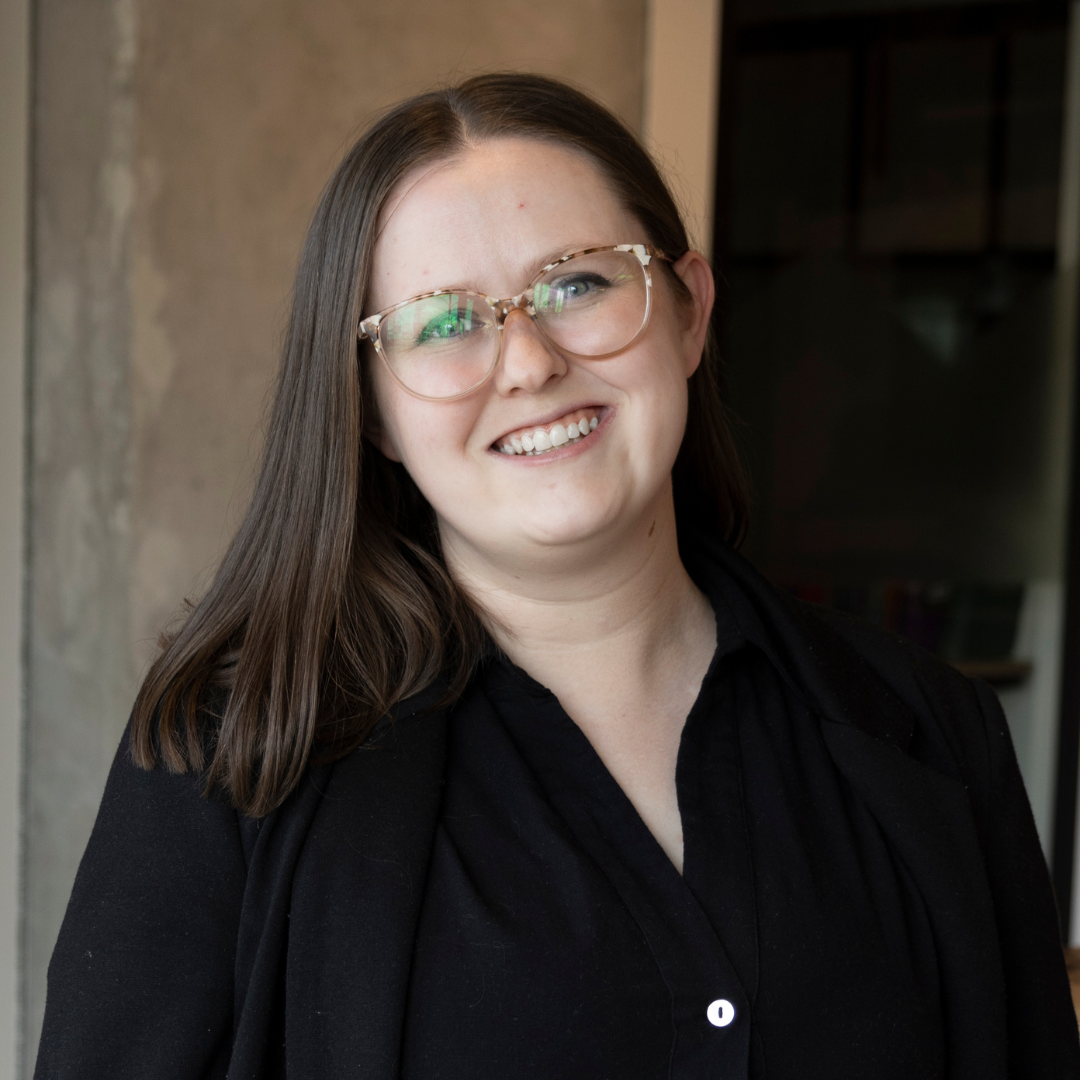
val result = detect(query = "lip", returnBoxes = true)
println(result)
[488,403,610,450]
[488,406,613,463]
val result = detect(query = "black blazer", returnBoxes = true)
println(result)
[35,537,1080,1079]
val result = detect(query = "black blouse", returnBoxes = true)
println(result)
[34,529,1080,1080]
[401,579,946,1080]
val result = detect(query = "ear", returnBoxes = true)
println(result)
[670,250,716,378]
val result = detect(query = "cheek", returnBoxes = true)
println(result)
[372,379,485,494]
[367,357,450,461]
[621,336,692,424]
[384,407,451,473]
[616,346,692,478]
[362,351,400,458]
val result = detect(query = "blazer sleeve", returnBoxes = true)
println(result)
[33,725,249,1080]
[967,678,1080,1078]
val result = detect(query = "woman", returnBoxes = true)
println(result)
[35,74,1078,1079]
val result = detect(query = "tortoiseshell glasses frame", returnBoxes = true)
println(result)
[357,243,669,402]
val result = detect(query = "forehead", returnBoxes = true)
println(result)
[368,138,640,309]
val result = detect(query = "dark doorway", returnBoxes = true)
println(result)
[713,0,1076,923]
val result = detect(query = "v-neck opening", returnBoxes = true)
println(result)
[481,583,747,887]
[486,640,718,883]
[481,648,755,1078]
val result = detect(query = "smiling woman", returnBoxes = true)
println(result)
[33,74,1080,1080]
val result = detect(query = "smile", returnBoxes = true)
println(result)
[495,410,601,457]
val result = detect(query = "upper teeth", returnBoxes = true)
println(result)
[499,414,599,456]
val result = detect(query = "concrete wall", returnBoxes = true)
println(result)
[25,2,139,1071]
[0,0,31,1071]
[23,0,648,1069]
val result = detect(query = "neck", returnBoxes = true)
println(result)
[441,485,713,701]
[442,483,716,875]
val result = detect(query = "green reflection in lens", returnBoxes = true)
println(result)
[417,294,465,344]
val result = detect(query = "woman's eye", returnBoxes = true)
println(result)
[418,314,461,342]
[551,272,608,301]
[536,272,611,314]
[416,299,475,344]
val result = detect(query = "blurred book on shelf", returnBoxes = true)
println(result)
[786,579,1030,685]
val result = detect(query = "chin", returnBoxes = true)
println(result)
[512,502,626,551]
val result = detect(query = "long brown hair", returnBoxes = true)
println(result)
[130,73,750,816]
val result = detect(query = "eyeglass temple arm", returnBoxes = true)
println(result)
[358,314,381,342]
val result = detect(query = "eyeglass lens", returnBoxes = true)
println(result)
[377,248,649,399]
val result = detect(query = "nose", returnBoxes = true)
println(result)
[493,308,568,396]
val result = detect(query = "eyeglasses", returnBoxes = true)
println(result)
[357,244,668,401]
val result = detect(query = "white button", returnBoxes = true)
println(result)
[706,998,735,1027]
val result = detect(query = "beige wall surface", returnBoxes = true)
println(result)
[644,0,721,254]
[25,0,647,1069]
[127,0,648,671]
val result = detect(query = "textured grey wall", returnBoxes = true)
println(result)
[25,0,137,1068]
[0,0,30,1071]
[24,0,646,1069]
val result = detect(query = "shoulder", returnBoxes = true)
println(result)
[38,721,256,1074]
[789,597,1012,814]
[89,719,254,872]
[804,598,986,721]
[690,531,1000,782]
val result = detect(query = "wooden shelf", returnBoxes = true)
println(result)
[950,659,1033,686]
[1065,948,1080,1024]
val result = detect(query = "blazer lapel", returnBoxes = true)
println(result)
[822,722,1008,1079]
[689,532,1010,1077]
[685,529,917,748]
[281,699,449,1080]
[229,760,334,1080]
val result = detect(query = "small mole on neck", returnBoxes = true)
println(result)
[517,202,525,209]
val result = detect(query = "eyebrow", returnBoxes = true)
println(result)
[444,241,609,298]
[535,242,604,271]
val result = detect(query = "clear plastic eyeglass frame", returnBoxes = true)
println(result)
[356,243,669,402]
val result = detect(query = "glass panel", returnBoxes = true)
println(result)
[860,37,994,252]
[733,0,1024,23]
[1002,28,1067,248]
[730,50,850,255]
[716,1,1072,854]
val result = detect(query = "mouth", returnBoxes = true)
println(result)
[492,407,604,458]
